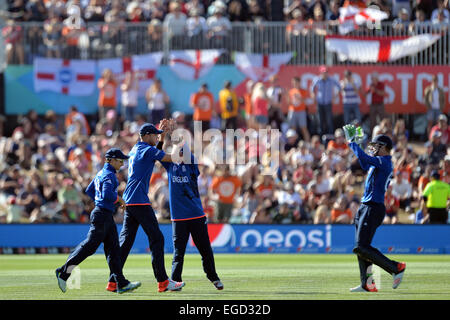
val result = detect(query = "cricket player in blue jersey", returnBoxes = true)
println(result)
[343,124,406,292]
[106,122,185,293]
[55,148,141,294]
[158,130,223,291]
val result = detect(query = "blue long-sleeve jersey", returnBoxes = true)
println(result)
[161,151,205,221]
[123,141,166,205]
[349,142,393,204]
[85,163,119,212]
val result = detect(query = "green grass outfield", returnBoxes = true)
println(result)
[0,254,449,300]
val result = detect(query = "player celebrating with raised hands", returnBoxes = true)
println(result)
[343,124,406,292]
[157,119,224,291]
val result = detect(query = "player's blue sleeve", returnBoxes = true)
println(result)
[101,175,118,204]
[85,179,95,201]
[160,161,172,170]
[349,142,386,170]
[145,146,166,162]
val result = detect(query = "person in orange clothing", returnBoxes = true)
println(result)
[209,165,242,223]
[243,80,255,129]
[64,105,91,135]
[288,77,310,142]
[97,68,118,122]
[330,195,353,224]
[327,128,350,158]
[190,83,214,131]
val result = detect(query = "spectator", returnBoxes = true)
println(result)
[284,129,299,153]
[288,76,310,142]
[424,76,445,135]
[210,165,242,223]
[326,0,340,20]
[340,70,362,125]
[249,205,272,223]
[326,128,350,158]
[2,20,25,65]
[219,80,239,130]
[251,82,269,129]
[390,170,413,211]
[311,65,341,136]
[206,5,231,47]
[120,71,139,123]
[65,105,91,136]
[43,15,62,58]
[163,1,187,48]
[431,0,450,21]
[146,19,164,52]
[4,196,27,223]
[366,72,388,133]
[97,68,117,122]
[384,185,400,224]
[243,80,255,128]
[420,170,450,224]
[190,83,215,131]
[429,114,450,145]
[392,118,409,145]
[265,75,285,130]
[392,8,411,33]
[57,178,83,222]
[330,195,352,224]
[372,117,393,140]
[61,5,86,58]
[186,7,208,42]
[186,0,205,16]
[432,8,450,24]
[84,0,106,22]
[145,78,170,125]
[429,131,447,163]
[313,204,330,224]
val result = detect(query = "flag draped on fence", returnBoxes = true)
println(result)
[325,34,441,63]
[97,52,163,96]
[168,49,224,80]
[338,5,389,34]
[33,58,96,95]
[233,52,293,82]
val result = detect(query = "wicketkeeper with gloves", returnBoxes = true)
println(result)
[343,124,406,293]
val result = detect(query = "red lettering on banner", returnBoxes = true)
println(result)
[235,65,450,114]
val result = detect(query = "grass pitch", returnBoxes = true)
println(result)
[0,254,449,300]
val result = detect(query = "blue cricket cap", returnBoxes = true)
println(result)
[105,148,129,160]
[139,123,163,136]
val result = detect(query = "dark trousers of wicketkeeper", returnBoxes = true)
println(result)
[353,202,400,285]
[108,205,168,283]
[58,207,129,288]
[171,216,220,283]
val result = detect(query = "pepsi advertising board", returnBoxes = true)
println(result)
[0,224,449,254]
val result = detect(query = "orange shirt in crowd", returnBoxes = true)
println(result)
[244,93,253,116]
[256,183,274,198]
[191,91,214,121]
[211,176,242,204]
[288,88,307,112]
[327,140,349,152]
[64,110,91,135]
[331,208,352,222]
[97,78,117,107]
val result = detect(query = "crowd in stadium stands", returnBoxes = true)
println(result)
[0,65,449,224]
[2,0,450,63]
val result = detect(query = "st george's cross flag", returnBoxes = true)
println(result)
[325,34,441,63]
[233,52,293,82]
[33,58,96,95]
[168,49,225,80]
[338,5,389,34]
[97,52,163,96]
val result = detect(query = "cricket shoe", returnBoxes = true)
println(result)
[392,262,406,289]
[106,281,117,293]
[213,280,224,290]
[158,279,185,292]
[350,283,378,293]
[55,268,67,293]
[117,281,141,294]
